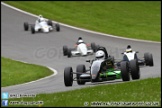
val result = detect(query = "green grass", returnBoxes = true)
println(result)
[4,1,161,42]
[8,77,161,107]
[1,57,53,87]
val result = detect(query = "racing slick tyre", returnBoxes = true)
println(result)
[144,53,154,66]
[64,67,73,86]
[55,23,60,32]
[24,22,29,31]
[63,45,68,56]
[47,20,53,27]
[120,61,130,81]
[67,48,72,58]
[130,59,140,80]
[76,64,86,85]
[95,45,100,52]
[31,26,35,34]
[91,42,96,52]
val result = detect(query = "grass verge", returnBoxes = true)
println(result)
[1,57,53,87]
[4,1,161,42]
[7,77,161,107]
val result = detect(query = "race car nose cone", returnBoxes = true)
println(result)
[82,52,87,56]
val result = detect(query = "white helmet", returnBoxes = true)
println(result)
[78,40,84,43]
[126,48,132,53]
[95,50,105,59]
[126,45,132,53]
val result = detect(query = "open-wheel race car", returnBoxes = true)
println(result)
[24,15,60,34]
[64,47,140,87]
[63,41,100,58]
[118,45,154,67]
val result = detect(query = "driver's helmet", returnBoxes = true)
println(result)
[95,50,105,59]
[96,46,108,59]
[38,15,45,22]
[78,39,84,44]
[126,45,132,53]
[38,15,43,18]
[78,37,83,41]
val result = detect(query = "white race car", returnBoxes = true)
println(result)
[63,41,99,58]
[118,45,154,67]
[23,15,60,34]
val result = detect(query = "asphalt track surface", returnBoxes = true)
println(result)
[1,4,161,94]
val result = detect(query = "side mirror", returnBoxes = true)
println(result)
[121,52,124,54]
[136,51,139,53]
[86,60,90,63]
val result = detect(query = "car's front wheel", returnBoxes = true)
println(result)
[24,22,29,31]
[31,25,35,34]
[120,61,130,81]
[76,64,86,85]
[64,67,73,87]
[67,48,72,58]
[63,45,68,56]
[130,59,140,80]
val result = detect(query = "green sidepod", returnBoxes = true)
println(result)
[99,68,121,79]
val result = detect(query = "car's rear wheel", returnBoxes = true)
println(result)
[64,67,73,86]
[55,23,60,32]
[144,53,154,66]
[130,59,140,80]
[31,25,35,34]
[91,42,96,52]
[47,20,53,27]
[95,45,100,52]
[109,55,115,63]
[120,61,130,81]
[76,64,86,85]
[24,22,29,31]
[63,45,68,56]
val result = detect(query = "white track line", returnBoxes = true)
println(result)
[1,2,160,44]
[1,59,57,88]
